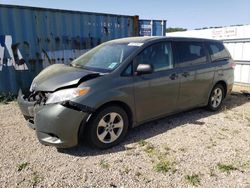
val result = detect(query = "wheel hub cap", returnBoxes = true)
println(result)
[97,112,124,144]
[211,88,223,108]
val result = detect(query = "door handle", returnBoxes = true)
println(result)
[169,73,178,80]
[182,72,190,77]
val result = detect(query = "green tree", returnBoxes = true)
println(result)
[166,27,187,33]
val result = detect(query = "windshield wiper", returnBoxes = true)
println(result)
[70,64,105,74]
[70,63,85,69]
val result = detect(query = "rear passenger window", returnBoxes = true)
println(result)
[207,42,231,62]
[135,42,173,72]
[174,41,207,66]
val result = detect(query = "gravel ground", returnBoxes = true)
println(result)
[0,93,250,188]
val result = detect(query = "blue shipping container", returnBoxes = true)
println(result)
[139,19,167,36]
[0,5,138,93]
[0,5,166,93]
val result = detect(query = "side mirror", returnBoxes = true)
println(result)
[136,64,153,75]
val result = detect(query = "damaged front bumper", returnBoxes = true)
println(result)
[17,90,36,129]
[17,90,93,148]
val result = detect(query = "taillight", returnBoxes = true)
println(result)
[230,61,236,69]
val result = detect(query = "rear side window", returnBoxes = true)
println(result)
[207,42,231,62]
[135,42,173,72]
[174,41,207,66]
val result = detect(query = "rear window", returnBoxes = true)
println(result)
[207,42,231,62]
[174,41,207,66]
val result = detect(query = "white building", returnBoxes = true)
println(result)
[166,25,250,87]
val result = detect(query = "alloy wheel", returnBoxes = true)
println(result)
[211,88,223,108]
[96,112,124,144]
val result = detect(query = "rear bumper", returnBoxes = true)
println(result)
[17,90,91,148]
[227,83,234,96]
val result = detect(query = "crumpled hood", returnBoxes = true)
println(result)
[31,64,100,92]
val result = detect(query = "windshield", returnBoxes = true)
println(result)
[71,43,139,72]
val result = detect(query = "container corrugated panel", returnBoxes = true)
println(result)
[139,19,167,36]
[224,39,250,84]
[0,5,138,93]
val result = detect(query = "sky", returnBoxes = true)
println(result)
[0,0,250,30]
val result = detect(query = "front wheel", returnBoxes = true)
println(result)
[86,106,129,149]
[207,84,225,111]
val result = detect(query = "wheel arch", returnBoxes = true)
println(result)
[77,100,134,144]
[213,80,227,98]
[206,80,228,107]
[91,100,134,129]
[88,100,134,128]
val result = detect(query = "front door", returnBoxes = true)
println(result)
[134,41,180,123]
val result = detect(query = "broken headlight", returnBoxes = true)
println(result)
[46,87,89,104]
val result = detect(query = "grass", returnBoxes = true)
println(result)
[138,139,147,147]
[99,159,110,169]
[139,141,175,174]
[32,172,43,187]
[17,162,29,172]
[144,143,156,155]
[185,174,201,186]
[154,160,172,174]
[138,140,159,156]
[0,92,16,104]
[138,139,157,156]
[217,163,238,174]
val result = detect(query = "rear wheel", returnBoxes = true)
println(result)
[86,106,129,149]
[207,84,225,111]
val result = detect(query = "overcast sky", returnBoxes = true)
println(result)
[1,0,250,29]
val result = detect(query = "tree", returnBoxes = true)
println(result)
[166,27,187,33]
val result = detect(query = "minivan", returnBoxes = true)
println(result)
[18,37,234,149]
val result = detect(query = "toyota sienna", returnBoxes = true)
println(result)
[18,37,234,149]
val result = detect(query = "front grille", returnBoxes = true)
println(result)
[27,91,49,105]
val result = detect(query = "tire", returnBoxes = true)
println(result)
[86,106,129,149]
[207,84,225,111]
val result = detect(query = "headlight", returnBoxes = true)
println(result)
[30,81,37,92]
[46,87,89,104]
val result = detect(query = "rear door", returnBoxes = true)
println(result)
[134,41,180,123]
[206,41,234,87]
[173,40,214,110]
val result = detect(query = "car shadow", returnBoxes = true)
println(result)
[58,92,250,156]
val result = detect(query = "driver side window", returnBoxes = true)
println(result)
[136,42,173,72]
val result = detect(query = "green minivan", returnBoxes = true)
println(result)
[18,37,235,149]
